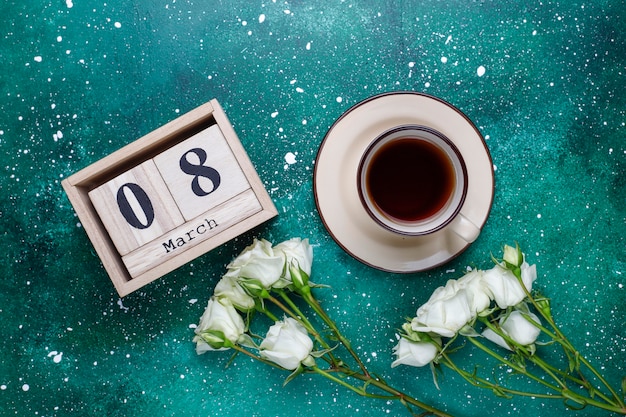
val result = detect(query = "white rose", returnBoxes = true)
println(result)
[503,244,523,268]
[274,238,313,275]
[260,317,314,370]
[457,269,492,315]
[482,310,541,350]
[391,337,440,368]
[193,297,246,353]
[272,238,313,288]
[483,262,537,309]
[412,279,473,337]
[227,239,285,289]
[214,271,256,311]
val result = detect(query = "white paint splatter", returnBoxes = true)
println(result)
[34,56,42,62]
[477,65,486,77]
[117,298,129,311]
[56,36,62,42]
[306,42,311,50]
[22,384,30,391]
[295,87,304,93]
[66,0,73,8]
[285,152,297,165]
[259,14,266,23]
[114,22,122,29]
[336,96,343,103]
[441,56,448,64]
[271,111,278,118]
[48,351,63,363]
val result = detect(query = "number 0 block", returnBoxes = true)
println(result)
[62,100,277,297]
[88,160,185,255]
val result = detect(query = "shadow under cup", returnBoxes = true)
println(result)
[357,125,476,240]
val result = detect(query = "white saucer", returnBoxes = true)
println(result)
[313,92,494,272]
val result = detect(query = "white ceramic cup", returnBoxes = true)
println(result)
[357,125,480,242]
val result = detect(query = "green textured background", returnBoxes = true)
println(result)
[1,1,624,416]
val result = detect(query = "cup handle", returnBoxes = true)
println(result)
[449,213,480,243]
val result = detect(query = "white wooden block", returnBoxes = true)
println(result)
[153,125,251,221]
[122,188,262,278]
[88,160,185,255]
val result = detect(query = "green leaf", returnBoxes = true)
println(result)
[283,364,304,386]
[311,345,338,358]
[459,325,481,338]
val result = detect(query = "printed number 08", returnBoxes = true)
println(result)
[116,148,221,229]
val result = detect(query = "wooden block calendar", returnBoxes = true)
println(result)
[62,100,277,296]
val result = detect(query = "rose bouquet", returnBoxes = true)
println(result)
[394,244,626,415]
[193,238,625,416]
[193,237,452,417]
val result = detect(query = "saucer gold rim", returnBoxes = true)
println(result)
[313,91,494,273]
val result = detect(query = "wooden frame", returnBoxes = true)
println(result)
[62,100,277,296]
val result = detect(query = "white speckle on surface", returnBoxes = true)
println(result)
[336,96,343,103]
[1,385,6,390]
[189,298,198,304]
[271,111,278,118]
[306,42,311,50]
[34,56,42,62]
[114,22,121,28]
[477,65,486,77]
[445,35,452,44]
[259,14,266,23]
[408,61,415,68]
[47,351,63,363]
[117,298,129,311]
[22,384,29,392]
[425,82,431,88]
[295,87,304,93]
[65,0,73,8]
[441,56,448,64]
[285,152,297,165]
[301,119,307,125]
[537,213,542,219]
[56,36,62,42]
[241,20,247,26]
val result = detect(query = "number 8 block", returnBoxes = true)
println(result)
[153,125,250,221]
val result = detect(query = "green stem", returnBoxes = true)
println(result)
[467,336,563,392]
[439,353,557,399]
[513,269,626,409]
[311,366,454,417]
[272,289,342,368]
[303,291,370,376]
